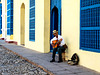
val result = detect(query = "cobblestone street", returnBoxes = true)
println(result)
[0,46,48,75]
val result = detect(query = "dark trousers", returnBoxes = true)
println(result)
[52,46,65,61]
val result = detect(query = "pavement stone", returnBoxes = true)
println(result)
[0,40,100,75]
[53,70,73,75]
[77,71,100,75]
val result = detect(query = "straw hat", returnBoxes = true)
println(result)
[53,30,58,34]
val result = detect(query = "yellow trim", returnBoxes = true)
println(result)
[10,35,13,40]
[0,34,2,37]
[20,3,25,45]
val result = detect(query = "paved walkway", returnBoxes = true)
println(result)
[0,40,100,75]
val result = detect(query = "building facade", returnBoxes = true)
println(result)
[62,0,100,72]
[0,0,100,72]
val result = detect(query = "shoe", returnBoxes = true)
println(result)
[50,59,55,62]
[57,60,63,63]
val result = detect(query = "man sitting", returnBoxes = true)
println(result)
[50,30,66,63]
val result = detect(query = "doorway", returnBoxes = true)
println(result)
[20,3,25,45]
[50,7,58,52]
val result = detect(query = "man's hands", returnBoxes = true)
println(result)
[51,43,55,47]
[51,38,62,47]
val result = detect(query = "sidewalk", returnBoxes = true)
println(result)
[0,40,100,75]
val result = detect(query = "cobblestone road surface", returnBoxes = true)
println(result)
[0,46,48,75]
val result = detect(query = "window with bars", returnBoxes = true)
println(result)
[0,3,2,34]
[7,0,13,35]
[29,0,35,41]
[80,0,100,52]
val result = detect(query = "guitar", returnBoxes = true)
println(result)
[52,39,62,48]
[52,40,58,48]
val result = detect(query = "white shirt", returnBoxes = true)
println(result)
[50,35,65,46]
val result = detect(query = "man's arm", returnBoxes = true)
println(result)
[50,38,55,47]
[57,38,62,44]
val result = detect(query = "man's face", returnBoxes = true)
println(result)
[53,32,58,37]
